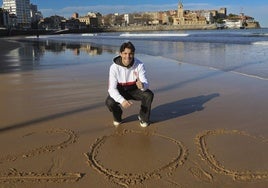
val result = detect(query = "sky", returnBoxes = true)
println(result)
[1,0,267,27]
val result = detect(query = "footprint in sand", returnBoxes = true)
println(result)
[85,129,188,187]
[188,166,213,183]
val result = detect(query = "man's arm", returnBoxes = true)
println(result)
[108,65,125,104]
[136,62,149,91]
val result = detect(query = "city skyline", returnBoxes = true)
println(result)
[1,0,267,27]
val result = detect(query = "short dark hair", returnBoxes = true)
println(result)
[120,41,135,53]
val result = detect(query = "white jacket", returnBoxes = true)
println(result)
[108,56,149,104]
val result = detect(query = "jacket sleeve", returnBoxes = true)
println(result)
[136,61,149,91]
[108,65,125,104]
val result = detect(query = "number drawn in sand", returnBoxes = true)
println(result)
[0,128,83,184]
[196,129,268,181]
[85,129,188,187]
[0,168,82,183]
[0,128,77,163]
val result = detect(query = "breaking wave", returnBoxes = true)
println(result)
[120,33,189,37]
[252,41,268,45]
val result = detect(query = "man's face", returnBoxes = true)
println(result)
[120,48,134,66]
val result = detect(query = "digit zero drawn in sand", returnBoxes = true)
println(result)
[196,129,268,181]
[0,128,83,184]
[85,129,188,187]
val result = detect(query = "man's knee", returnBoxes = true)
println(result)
[105,96,116,109]
[144,90,154,102]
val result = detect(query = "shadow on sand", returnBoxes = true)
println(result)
[124,93,220,124]
[0,102,104,133]
[0,93,219,132]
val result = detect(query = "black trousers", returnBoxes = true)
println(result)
[105,89,154,122]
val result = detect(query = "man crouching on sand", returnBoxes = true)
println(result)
[105,41,154,127]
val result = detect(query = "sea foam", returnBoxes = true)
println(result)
[252,41,268,45]
[120,33,189,37]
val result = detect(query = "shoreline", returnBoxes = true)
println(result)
[0,24,261,37]
[0,38,21,53]
[0,38,22,66]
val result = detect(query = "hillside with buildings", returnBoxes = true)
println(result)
[106,2,260,31]
[0,0,261,36]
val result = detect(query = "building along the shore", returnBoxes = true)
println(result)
[173,2,207,26]
[2,0,31,28]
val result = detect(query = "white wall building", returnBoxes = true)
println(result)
[124,14,134,25]
[202,12,213,23]
[224,19,243,29]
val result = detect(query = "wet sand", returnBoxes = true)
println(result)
[0,38,21,62]
[0,39,268,188]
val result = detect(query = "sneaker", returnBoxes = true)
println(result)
[113,121,121,127]
[138,116,149,127]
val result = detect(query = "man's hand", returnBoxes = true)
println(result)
[136,77,143,90]
[121,100,133,108]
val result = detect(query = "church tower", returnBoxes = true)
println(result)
[177,1,185,25]
[177,1,184,18]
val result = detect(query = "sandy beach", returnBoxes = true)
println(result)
[0,38,267,188]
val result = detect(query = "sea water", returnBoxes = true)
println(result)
[3,28,268,80]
